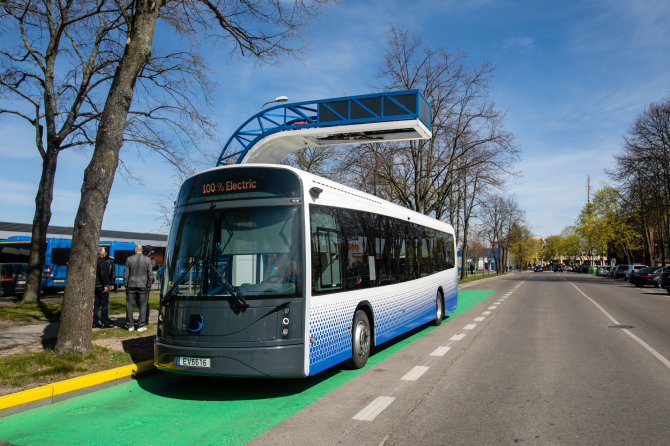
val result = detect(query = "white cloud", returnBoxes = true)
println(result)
[503,37,534,52]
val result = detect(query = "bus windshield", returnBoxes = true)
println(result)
[163,205,302,299]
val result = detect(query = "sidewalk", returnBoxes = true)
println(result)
[0,310,159,349]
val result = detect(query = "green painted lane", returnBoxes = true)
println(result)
[0,290,496,446]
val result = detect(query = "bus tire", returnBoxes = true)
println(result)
[433,291,444,326]
[348,310,371,369]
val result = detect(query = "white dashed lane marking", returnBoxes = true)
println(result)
[401,366,430,381]
[353,281,526,422]
[430,346,451,357]
[353,396,396,421]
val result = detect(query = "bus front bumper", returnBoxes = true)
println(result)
[154,339,306,378]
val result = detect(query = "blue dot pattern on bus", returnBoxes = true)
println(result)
[308,272,457,375]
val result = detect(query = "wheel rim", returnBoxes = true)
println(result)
[353,320,370,358]
[436,294,443,320]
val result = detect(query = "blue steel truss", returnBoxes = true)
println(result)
[217,90,432,165]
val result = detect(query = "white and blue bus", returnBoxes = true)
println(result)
[154,164,457,377]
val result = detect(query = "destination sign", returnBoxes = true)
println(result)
[201,179,257,195]
[178,167,301,206]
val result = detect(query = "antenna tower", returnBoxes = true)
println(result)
[587,175,591,204]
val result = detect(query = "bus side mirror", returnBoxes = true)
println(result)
[309,187,323,199]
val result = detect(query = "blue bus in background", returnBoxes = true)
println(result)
[0,236,137,292]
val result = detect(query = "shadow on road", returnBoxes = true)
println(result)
[135,320,434,402]
[122,335,155,363]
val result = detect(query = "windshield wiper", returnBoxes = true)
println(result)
[161,257,199,306]
[163,228,215,305]
[206,262,249,309]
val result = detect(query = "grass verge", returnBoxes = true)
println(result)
[0,324,156,396]
[0,348,142,397]
[0,293,160,328]
[0,346,132,389]
[458,271,506,285]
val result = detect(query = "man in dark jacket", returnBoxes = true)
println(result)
[93,247,114,328]
[123,244,154,332]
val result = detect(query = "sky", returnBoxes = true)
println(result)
[1,0,669,238]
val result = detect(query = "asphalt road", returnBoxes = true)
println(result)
[250,273,670,445]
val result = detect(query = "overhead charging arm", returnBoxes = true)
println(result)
[217,90,433,165]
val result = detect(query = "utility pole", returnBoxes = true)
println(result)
[587,175,591,204]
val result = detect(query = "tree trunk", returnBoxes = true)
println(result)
[23,150,59,302]
[55,0,160,354]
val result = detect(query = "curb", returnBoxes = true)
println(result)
[0,359,155,417]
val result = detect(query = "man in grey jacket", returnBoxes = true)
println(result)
[123,244,154,332]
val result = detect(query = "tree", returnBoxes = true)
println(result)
[0,0,213,302]
[335,27,517,266]
[610,95,670,264]
[477,194,525,273]
[282,146,342,179]
[54,0,328,354]
[587,187,641,264]
[559,228,582,263]
[1,1,124,302]
[540,235,562,263]
[507,224,537,269]
[575,202,608,263]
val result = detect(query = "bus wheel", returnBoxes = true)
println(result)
[433,291,444,326]
[349,310,371,369]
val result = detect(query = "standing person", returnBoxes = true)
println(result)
[93,247,114,328]
[123,244,154,332]
[143,245,157,284]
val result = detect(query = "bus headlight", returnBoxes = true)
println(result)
[282,317,290,326]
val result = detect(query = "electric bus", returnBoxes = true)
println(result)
[154,164,457,377]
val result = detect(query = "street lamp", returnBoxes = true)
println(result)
[261,95,288,109]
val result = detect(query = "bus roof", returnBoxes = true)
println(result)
[182,164,454,234]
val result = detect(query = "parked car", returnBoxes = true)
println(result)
[660,269,670,294]
[613,264,629,279]
[0,262,28,297]
[629,266,667,288]
[534,265,543,272]
[623,264,648,281]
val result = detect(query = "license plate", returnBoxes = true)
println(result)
[176,356,210,368]
[53,280,65,284]
[17,281,25,285]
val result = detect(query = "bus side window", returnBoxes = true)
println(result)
[310,207,343,293]
[313,228,342,291]
[51,248,71,265]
